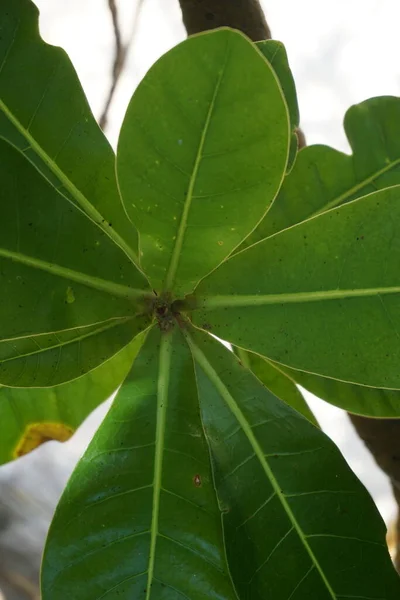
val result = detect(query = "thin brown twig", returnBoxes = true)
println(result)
[100,0,145,130]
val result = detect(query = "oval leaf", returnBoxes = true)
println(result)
[117,28,290,296]
[188,329,400,599]
[191,186,400,389]
[0,0,138,263]
[0,139,151,387]
[42,326,238,599]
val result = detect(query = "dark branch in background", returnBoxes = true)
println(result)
[178,0,398,567]
[99,0,145,130]
[349,414,400,570]
[178,0,271,41]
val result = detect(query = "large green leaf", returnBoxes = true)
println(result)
[0,0,138,264]
[117,28,290,296]
[42,326,239,600]
[0,332,145,465]
[247,95,400,245]
[188,329,400,599]
[0,139,151,387]
[256,40,299,174]
[235,347,318,426]
[238,94,400,417]
[42,324,400,598]
[189,185,400,389]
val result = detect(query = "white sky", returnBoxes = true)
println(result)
[4,0,399,528]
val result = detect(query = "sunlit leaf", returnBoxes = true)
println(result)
[190,186,400,389]
[117,28,290,296]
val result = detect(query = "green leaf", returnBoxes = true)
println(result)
[0,0,138,264]
[236,95,400,416]
[42,326,239,600]
[256,40,299,173]
[247,95,400,245]
[188,329,400,599]
[235,347,318,425]
[0,332,145,465]
[279,363,400,418]
[0,139,151,387]
[190,185,400,389]
[117,28,290,296]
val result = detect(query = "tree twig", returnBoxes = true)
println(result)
[100,0,145,130]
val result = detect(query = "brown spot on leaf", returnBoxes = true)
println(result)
[13,422,74,458]
[193,474,202,487]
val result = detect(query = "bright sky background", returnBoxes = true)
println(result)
[3,0,400,535]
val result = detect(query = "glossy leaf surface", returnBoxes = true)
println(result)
[235,347,318,425]
[0,139,150,387]
[117,28,290,296]
[42,326,238,599]
[0,0,138,263]
[189,330,400,599]
[191,186,400,389]
[248,95,400,245]
[0,334,144,465]
[256,40,299,173]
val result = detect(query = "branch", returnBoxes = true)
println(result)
[178,0,271,42]
[99,0,145,130]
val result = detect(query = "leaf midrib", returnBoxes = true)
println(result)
[194,286,400,309]
[162,41,230,292]
[309,156,400,219]
[0,98,139,266]
[0,247,148,300]
[0,316,133,363]
[146,333,172,598]
[188,335,337,599]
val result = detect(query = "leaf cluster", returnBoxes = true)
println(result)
[1,1,400,597]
